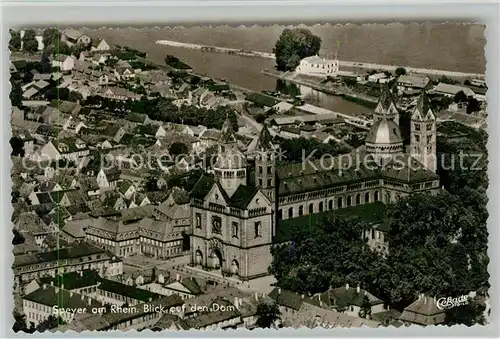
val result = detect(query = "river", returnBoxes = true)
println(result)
[80,23,484,117]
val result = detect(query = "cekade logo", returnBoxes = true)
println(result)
[436,295,469,310]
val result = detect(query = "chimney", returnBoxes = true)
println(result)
[364,290,367,296]
[346,283,349,290]
[239,298,243,308]
[81,294,85,301]
[302,294,305,299]
[357,285,360,293]
[149,297,152,302]
[80,271,83,277]
[320,300,323,307]
[43,284,47,290]
[54,286,59,293]
[70,292,74,298]
[233,297,239,310]
[254,292,258,301]
[88,297,92,306]
[50,281,54,286]
[278,288,281,295]
[61,283,65,290]
[176,273,180,281]
[317,294,321,301]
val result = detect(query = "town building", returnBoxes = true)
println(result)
[295,55,339,77]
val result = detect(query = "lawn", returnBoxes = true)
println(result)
[276,202,386,242]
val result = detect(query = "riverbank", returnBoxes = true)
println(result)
[156,39,485,80]
[261,68,378,108]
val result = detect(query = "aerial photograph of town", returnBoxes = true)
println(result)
[9,21,490,332]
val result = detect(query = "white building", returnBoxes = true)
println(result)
[295,55,339,77]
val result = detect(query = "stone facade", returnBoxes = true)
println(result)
[190,90,440,281]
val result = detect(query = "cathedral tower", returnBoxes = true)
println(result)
[410,91,437,173]
[374,84,399,126]
[254,124,276,202]
[213,116,247,197]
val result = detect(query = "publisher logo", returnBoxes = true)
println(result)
[436,295,469,310]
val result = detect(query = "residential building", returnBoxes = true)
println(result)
[295,55,339,77]
[399,294,446,326]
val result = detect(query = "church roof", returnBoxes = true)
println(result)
[218,116,237,144]
[256,124,274,150]
[380,155,439,182]
[229,185,259,209]
[412,91,435,121]
[190,174,215,200]
[189,174,260,209]
[365,118,403,145]
[377,84,395,112]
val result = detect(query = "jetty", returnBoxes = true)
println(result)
[156,39,485,80]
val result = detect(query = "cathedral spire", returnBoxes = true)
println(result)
[374,83,399,125]
[256,124,274,150]
[219,113,237,144]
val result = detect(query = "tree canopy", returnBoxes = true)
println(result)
[273,28,322,71]
[22,29,39,53]
[256,302,281,328]
[9,29,21,51]
[395,67,407,76]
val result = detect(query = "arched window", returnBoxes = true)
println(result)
[337,197,343,209]
[355,194,360,204]
[365,192,370,203]
[374,191,379,202]
[347,196,352,206]
[319,202,324,212]
[371,228,375,239]
[328,200,333,210]
[288,207,293,218]
[277,209,283,220]
[299,205,304,216]
[309,204,314,214]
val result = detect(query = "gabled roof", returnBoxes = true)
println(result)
[190,174,215,199]
[218,116,237,144]
[377,84,396,112]
[228,185,259,209]
[255,124,274,150]
[412,91,435,121]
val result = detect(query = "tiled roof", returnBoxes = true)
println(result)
[13,242,106,267]
[98,279,162,302]
[39,270,101,290]
[24,285,103,309]
[228,185,259,209]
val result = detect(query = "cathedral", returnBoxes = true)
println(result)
[189,87,441,280]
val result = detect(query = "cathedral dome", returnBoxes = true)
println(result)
[365,118,403,145]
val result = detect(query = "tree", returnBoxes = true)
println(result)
[374,192,489,309]
[40,52,51,73]
[273,28,322,71]
[9,29,21,51]
[71,42,88,58]
[444,297,486,326]
[22,29,39,53]
[395,67,407,76]
[466,98,481,113]
[358,295,372,319]
[169,142,189,157]
[10,137,25,157]
[42,27,61,48]
[12,311,35,333]
[271,213,378,294]
[12,229,25,245]
[438,76,459,85]
[10,81,22,107]
[36,315,65,332]
[454,90,468,103]
[68,90,83,103]
[256,302,281,328]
